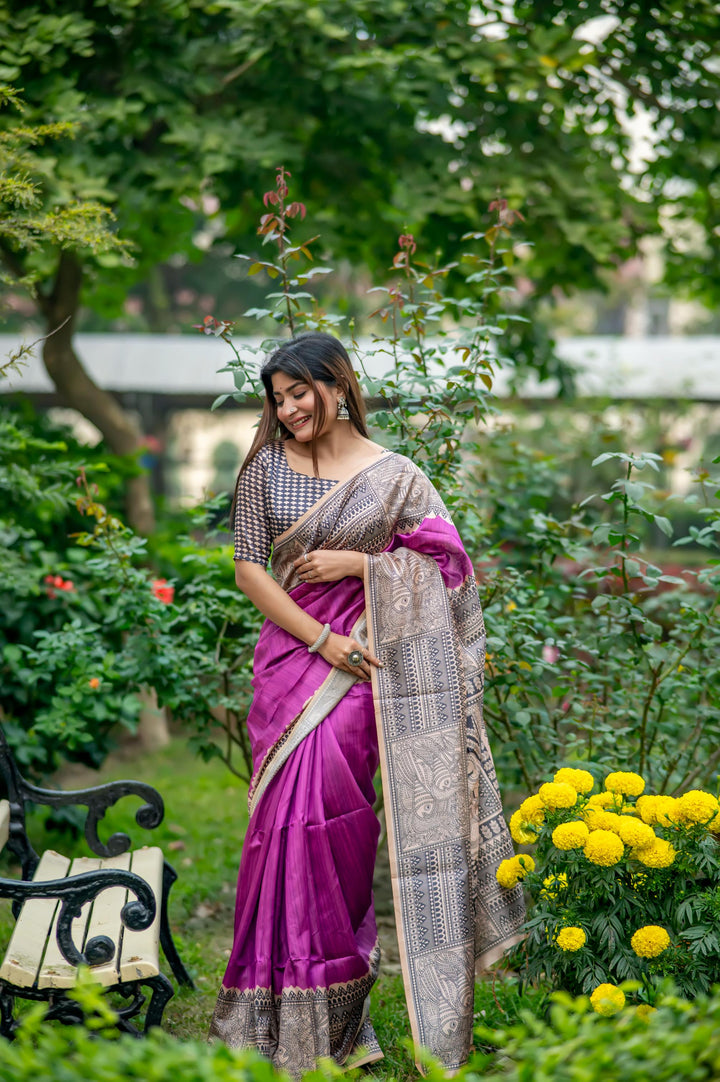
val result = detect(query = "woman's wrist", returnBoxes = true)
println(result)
[303,618,326,648]
[308,623,331,653]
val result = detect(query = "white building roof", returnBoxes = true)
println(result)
[1,333,719,399]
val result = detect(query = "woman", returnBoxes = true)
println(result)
[209,333,524,1076]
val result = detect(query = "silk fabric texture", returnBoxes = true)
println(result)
[209,453,525,1075]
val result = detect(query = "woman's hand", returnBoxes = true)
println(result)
[293,549,364,583]
[319,633,382,682]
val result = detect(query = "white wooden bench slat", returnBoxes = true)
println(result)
[118,847,163,982]
[39,854,102,989]
[0,850,71,989]
[1,846,165,992]
[75,853,131,986]
[0,800,9,853]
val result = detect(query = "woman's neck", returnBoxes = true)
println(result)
[289,425,370,465]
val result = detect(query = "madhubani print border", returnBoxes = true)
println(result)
[358,465,525,1072]
[271,454,451,591]
[365,546,476,1071]
[209,944,382,1077]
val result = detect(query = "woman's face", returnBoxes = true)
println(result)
[271,370,339,442]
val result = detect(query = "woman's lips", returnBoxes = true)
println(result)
[290,416,311,429]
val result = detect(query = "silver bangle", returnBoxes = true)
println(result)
[308,623,331,654]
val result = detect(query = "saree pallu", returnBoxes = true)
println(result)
[210,453,525,1075]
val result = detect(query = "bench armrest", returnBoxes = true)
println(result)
[0,867,156,969]
[13,776,164,860]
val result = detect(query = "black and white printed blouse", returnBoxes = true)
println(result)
[233,440,337,566]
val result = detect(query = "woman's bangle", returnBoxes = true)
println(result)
[308,623,331,654]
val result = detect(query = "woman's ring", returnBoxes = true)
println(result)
[304,553,310,563]
[348,650,364,666]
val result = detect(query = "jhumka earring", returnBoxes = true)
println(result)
[336,395,350,420]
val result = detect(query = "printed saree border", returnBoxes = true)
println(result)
[210,942,382,1077]
[272,450,394,551]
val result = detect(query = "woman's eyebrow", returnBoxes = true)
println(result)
[273,381,306,398]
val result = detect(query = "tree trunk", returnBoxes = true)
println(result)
[38,253,155,534]
[135,686,171,751]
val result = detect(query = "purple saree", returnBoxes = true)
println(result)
[209,453,525,1075]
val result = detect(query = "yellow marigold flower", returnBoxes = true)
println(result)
[517,793,546,825]
[552,821,590,850]
[496,860,519,889]
[677,790,719,825]
[636,1004,657,1021]
[540,872,568,899]
[636,837,676,868]
[509,809,540,845]
[584,792,619,809]
[708,812,720,833]
[636,795,656,824]
[553,768,595,794]
[636,795,680,826]
[582,808,623,832]
[615,817,656,850]
[605,771,646,798]
[556,926,586,952]
[538,782,578,810]
[631,925,671,959]
[583,829,624,866]
[656,796,682,825]
[586,792,616,809]
[496,854,535,889]
[590,983,625,1016]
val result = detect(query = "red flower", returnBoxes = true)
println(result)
[44,574,75,598]
[488,198,525,225]
[192,315,234,337]
[88,677,101,690]
[151,579,174,604]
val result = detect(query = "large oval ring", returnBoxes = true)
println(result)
[348,649,364,667]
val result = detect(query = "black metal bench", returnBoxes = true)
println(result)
[0,728,193,1037]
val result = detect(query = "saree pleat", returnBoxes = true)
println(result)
[210,680,382,1073]
[211,452,524,1076]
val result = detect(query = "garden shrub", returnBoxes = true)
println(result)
[0,402,261,779]
[0,988,284,1082]
[498,767,720,1002]
[0,402,138,773]
[6,978,720,1082]
[477,448,720,793]
[470,986,720,1082]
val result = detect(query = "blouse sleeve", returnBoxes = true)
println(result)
[233,451,272,566]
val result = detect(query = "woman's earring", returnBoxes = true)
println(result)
[336,395,350,420]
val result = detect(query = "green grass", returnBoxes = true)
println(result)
[0,737,544,1077]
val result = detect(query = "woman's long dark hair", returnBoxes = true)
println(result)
[231,333,369,527]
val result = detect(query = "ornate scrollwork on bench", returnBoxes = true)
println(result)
[0,726,193,1037]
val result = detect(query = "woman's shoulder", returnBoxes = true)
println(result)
[383,450,428,478]
[243,440,283,470]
